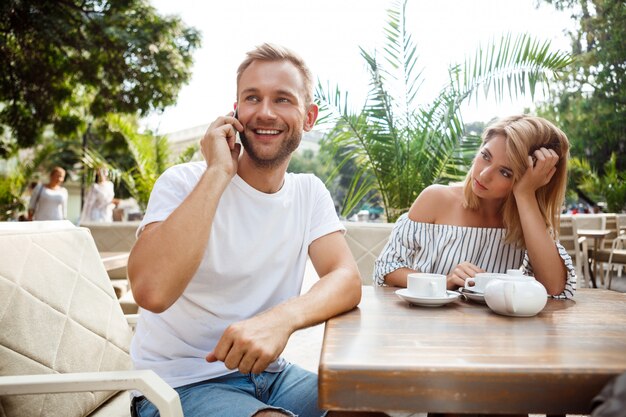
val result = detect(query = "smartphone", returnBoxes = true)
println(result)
[233,108,245,144]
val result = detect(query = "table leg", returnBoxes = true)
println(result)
[593,237,603,287]
[588,251,597,288]
[589,238,599,288]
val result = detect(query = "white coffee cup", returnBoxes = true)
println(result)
[407,273,447,298]
[464,272,509,294]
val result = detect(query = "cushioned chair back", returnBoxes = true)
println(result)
[80,222,139,252]
[344,222,395,285]
[0,222,132,417]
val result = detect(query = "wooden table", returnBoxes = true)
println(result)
[577,229,611,287]
[319,286,626,415]
[99,251,130,272]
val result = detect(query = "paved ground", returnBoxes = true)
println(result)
[281,261,624,416]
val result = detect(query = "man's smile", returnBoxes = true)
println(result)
[254,129,281,135]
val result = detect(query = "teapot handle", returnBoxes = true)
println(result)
[504,282,516,314]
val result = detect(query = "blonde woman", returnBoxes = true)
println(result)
[374,115,576,298]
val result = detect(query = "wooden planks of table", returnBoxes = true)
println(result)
[318,286,626,415]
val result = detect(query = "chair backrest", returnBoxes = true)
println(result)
[572,213,606,230]
[559,214,588,285]
[573,214,608,254]
[0,222,132,417]
[80,222,139,279]
[617,214,626,235]
[80,222,140,252]
[602,214,619,250]
[558,214,576,253]
[343,222,395,285]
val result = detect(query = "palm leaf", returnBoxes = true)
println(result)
[453,33,572,103]
[315,1,570,222]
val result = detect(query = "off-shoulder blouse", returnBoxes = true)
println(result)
[373,213,576,299]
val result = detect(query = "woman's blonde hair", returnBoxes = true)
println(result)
[462,115,570,248]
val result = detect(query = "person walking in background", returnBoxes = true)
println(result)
[374,115,576,299]
[28,166,68,221]
[79,167,118,223]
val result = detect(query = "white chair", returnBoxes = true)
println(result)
[617,214,626,234]
[0,221,182,417]
[559,214,591,287]
[572,214,607,287]
[80,221,140,279]
[343,221,395,285]
[603,234,626,290]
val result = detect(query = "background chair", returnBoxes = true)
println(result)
[572,214,607,287]
[343,221,395,285]
[559,214,591,287]
[591,214,626,290]
[0,221,181,417]
[80,222,140,279]
[573,214,626,290]
[602,234,626,290]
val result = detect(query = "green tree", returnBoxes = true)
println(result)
[537,0,626,171]
[574,153,626,212]
[317,0,572,221]
[0,0,201,156]
[103,114,198,210]
[0,144,56,220]
[287,149,331,181]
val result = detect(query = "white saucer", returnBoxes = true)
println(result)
[459,288,486,304]
[395,289,461,307]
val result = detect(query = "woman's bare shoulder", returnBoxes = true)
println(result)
[408,184,463,223]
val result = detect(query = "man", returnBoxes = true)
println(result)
[127,43,363,417]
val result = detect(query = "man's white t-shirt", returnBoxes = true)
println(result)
[131,162,344,388]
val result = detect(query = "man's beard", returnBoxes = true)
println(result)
[240,128,302,169]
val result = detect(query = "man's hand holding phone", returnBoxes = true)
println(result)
[200,112,243,179]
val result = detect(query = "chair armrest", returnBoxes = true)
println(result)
[611,234,626,250]
[0,370,182,417]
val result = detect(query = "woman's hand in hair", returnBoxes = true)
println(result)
[513,147,559,198]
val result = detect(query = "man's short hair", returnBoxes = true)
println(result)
[236,43,314,107]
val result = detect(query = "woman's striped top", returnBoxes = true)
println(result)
[373,213,577,299]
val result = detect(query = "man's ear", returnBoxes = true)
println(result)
[303,104,319,132]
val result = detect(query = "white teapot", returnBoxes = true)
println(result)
[484,269,548,317]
